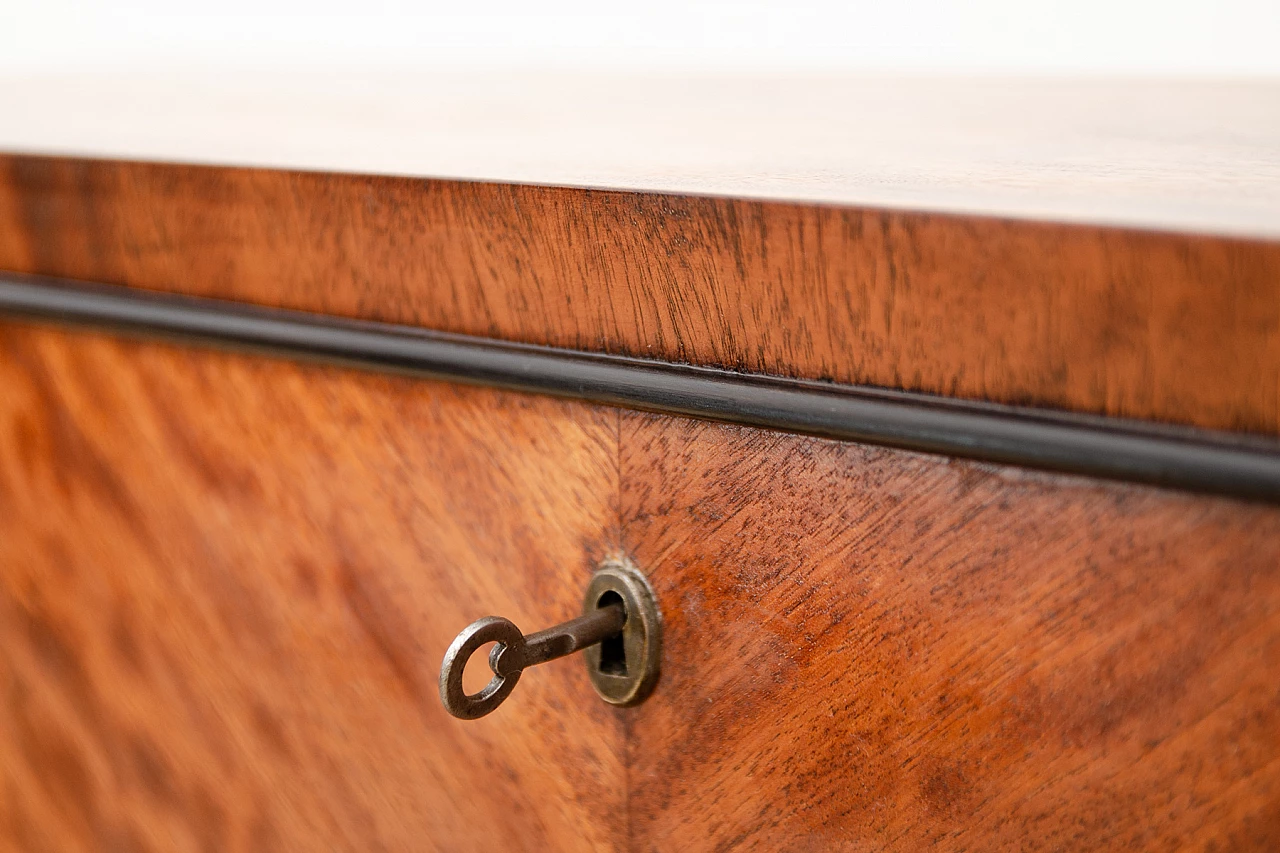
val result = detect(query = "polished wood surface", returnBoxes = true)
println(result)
[3,321,1279,849]
[0,324,624,852]
[621,413,1280,850]
[3,155,1280,437]
[1,74,1278,238]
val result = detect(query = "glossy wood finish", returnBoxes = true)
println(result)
[621,413,1280,850]
[0,323,624,852]
[3,320,1279,849]
[3,155,1280,437]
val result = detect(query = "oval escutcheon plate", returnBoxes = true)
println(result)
[582,559,662,707]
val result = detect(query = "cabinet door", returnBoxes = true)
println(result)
[5,321,1280,851]
[0,324,624,852]
[622,412,1280,850]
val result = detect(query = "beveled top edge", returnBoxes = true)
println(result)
[2,72,1278,238]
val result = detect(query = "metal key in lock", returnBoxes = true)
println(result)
[439,560,661,720]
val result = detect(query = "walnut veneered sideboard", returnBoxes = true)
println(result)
[2,75,1279,851]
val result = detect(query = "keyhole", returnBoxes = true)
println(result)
[596,591,627,676]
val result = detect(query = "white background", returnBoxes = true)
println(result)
[2,0,1279,75]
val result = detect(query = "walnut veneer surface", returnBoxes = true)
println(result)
[623,414,1280,851]
[3,324,1278,850]
[0,325,624,852]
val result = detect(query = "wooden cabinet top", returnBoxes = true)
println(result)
[1,73,1278,237]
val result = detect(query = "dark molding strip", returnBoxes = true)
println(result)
[3,272,1280,502]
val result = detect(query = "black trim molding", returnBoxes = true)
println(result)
[3,272,1280,502]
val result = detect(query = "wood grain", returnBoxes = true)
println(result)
[621,413,1280,851]
[4,319,1280,849]
[0,323,625,852]
[2,155,1279,437]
